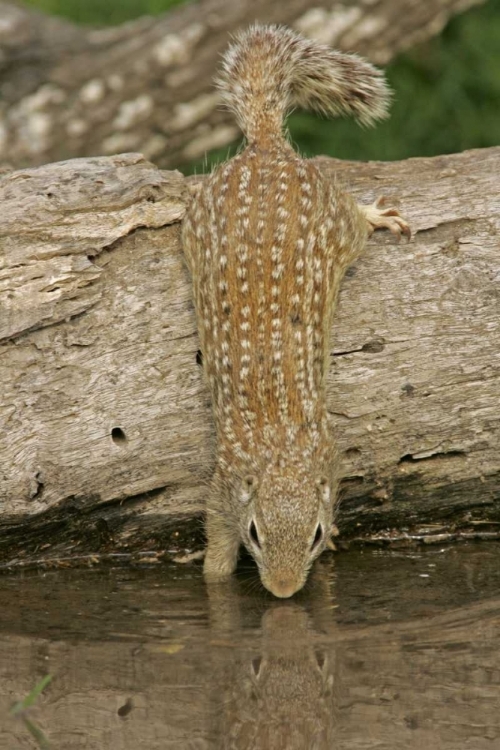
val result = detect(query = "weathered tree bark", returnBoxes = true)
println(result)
[0,0,485,170]
[0,148,498,567]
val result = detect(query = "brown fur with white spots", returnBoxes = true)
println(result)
[182,25,410,598]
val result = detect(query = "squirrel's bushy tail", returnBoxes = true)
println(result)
[217,25,391,143]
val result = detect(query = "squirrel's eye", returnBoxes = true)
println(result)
[311,524,323,551]
[249,521,261,548]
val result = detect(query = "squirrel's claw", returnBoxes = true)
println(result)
[363,197,411,240]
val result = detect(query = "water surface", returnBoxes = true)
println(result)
[1,543,500,749]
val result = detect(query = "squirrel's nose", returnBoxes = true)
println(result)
[267,577,302,599]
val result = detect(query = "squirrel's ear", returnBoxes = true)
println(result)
[240,474,258,504]
[316,476,330,506]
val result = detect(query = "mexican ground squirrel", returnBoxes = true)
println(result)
[182,25,410,598]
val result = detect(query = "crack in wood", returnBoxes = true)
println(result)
[399,450,467,464]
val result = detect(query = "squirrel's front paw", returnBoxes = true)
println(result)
[363,196,411,240]
[203,548,238,581]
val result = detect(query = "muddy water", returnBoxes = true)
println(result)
[1,543,500,749]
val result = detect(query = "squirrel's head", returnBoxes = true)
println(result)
[236,464,334,598]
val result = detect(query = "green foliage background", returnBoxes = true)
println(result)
[24,0,500,168]
[24,0,185,26]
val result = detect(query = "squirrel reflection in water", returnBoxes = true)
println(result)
[207,561,339,749]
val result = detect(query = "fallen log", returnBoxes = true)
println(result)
[0,148,499,566]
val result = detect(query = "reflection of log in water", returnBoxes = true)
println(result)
[208,558,500,750]
[0,545,500,750]
[1,551,500,749]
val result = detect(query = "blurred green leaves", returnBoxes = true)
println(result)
[23,0,185,26]
[290,0,500,162]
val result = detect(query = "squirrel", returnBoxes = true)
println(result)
[182,24,410,598]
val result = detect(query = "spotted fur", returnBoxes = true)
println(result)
[182,25,409,598]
